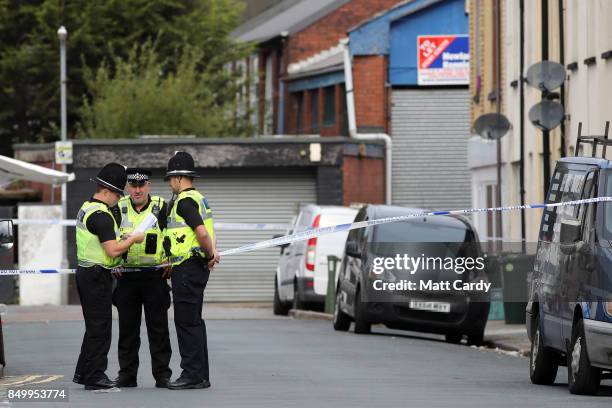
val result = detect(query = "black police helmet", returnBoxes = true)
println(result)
[91,163,127,195]
[165,151,199,180]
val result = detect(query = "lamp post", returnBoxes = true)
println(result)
[57,26,68,273]
[58,26,67,142]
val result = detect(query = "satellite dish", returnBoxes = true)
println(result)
[525,61,566,91]
[473,113,511,140]
[529,100,565,131]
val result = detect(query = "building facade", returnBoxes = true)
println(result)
[348,0,472,210]
[232,0,401,136]
[469,0,612,243]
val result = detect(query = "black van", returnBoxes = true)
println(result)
[527,135,612,395]
[333,205,490,345]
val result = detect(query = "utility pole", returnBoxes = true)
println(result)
[58,26,68,273]
[541,0,551,199]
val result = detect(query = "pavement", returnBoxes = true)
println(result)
[1,307,611,407]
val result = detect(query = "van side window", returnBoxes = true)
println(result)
[539,168,563,241]
[539,166,588,242]
[555,169,587,240]
[578,171,598,239]
[577,171,597,221]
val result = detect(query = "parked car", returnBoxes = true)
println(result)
[333,205,490,345]
[273,205,358,315]
[527,153,612,395]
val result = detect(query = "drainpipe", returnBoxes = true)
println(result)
[341,38,392,205]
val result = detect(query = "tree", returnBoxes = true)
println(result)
[0,0,251,153]
[79,43,253,138]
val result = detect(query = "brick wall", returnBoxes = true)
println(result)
[287,0,401,64]
[352,55,388,133]
[14,148,59,203]
[342,155,385,205]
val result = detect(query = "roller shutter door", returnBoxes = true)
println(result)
[391,88,471,210]
[149,169,316,301]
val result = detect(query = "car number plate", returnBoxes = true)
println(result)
[409,301,451,313]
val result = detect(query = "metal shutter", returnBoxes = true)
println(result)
[391,88,471,210]
[149,169,316,301]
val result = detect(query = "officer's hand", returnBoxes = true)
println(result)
[111,267,123,278]
[130,232,145,244]
[208,250,220,270]
[162,263,172,279]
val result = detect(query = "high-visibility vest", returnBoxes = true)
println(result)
[76,201,121,268]
[165,189,214,266]
[118,195,166,266]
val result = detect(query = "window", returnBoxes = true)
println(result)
[539,165,589,242]
[310,90,319,133]
[323,86,335,126]
[294,92,304,133]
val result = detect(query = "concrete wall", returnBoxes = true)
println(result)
[18,204,67,305]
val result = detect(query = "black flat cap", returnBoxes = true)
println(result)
[126,168,151,185]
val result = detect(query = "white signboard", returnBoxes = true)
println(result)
[55,141,73,165]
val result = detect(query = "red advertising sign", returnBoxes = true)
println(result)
[417,35,469,85]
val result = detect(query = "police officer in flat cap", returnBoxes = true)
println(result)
[164,151,219,390]
[112,168,172,388]
[73,163,145,390]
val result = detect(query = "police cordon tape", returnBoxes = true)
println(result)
[2,196,612,275]
[218,196,612,256]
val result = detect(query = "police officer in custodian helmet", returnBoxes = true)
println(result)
[73,163,145,390]
[164,152,220,390]
[112,168,172,388]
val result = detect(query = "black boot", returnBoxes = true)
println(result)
[84,376,117,390]
[167,376,210,390]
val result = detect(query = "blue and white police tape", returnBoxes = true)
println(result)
[11,219,289,230]
[218,196,612,256]
[0,269,76,275]
[0,266,168,275]
[3,196,612,275]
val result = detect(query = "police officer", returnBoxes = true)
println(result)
[164,151,219,390]
[112,168,172,388]
[73,163,145,390]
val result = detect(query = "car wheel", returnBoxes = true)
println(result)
[445,333,462,344]
[529,314,558,385]
[273,277,290,316]
[353,287,371,334]
[333,287,351,331]
[467,328,485,347]
[568,319,601,395]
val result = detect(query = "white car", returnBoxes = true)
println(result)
[273,205,358,314]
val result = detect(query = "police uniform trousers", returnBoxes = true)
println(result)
[170,257,210,381]
[74,265,113,385]
[113,270,172,382]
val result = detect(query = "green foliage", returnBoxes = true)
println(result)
[79,43,252,138]
[0,0,252,149]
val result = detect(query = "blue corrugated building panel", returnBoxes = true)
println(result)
[348,0,468,86]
